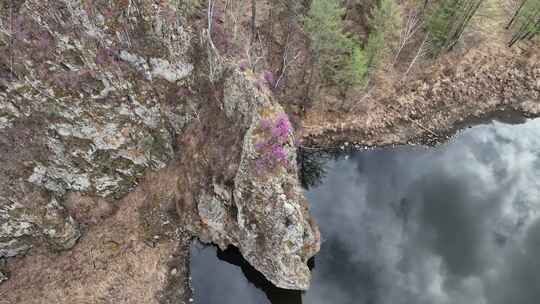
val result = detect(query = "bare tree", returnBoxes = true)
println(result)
[425,0,485,56]
[251,0,256,45]
[206,0,221,83]
[405,33,429,76]
[506,0,528,29]
[393,9,423,65]
[274,34,301,89]
[507,0,540,47]
[447,0,484,50]
[273,1,303,89]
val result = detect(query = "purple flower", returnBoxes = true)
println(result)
[255,158,266,172]
[239,61,248,71]
[253,112,293,173]
[263,70,275,88]
[271,114,291,139]
[270,145,287,160]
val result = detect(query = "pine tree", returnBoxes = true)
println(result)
[303,0,367,87]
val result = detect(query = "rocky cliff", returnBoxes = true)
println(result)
[0,0,319,302]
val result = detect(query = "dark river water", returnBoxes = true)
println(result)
[191,119,540,304]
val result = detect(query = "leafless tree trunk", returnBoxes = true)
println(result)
[508,7,540,47]
[206,0,220,83]
[207,0,216,48]
[251,0,256,45]
[506,0,528,29]
[527,18,540,40]
[393,9,422,66]
[405,33,429,76]
[423,0,430,11]
[274,3,302,90]
[447,0,484,51]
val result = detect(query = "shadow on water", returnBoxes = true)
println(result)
[297,148,329,190]
[216,246,303,304]
[191,244,303,304]
[297,146,348,190]
[192,118,540,304]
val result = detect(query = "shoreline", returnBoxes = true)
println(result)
[302,106,538,151]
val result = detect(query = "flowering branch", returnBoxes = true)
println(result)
[254,113,292,173]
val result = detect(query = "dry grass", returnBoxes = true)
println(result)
[0,166,191,304]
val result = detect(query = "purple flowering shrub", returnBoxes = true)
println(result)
[262,70,275,88]
[239,61,248,72]
[254,112,293,173]
[253,70,276,91]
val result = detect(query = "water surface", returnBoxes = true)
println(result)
[192,119,540,304]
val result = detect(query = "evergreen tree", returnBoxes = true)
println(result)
[425,0,484,55]
[304,0,367,87]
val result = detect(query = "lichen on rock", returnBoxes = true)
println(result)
[0,0,194,261]
[0,185,80,257]
[176,64,320,290]
[232,106,320,289]
[0,0,322,296]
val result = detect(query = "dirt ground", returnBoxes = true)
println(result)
[0,166,193,304]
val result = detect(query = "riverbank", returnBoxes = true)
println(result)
[300,44,539,148]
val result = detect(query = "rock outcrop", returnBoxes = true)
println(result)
[176,66,320,289]
[0,0,320,297]
[1,0,192,260]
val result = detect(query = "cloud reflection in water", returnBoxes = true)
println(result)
[192,119,540,304]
